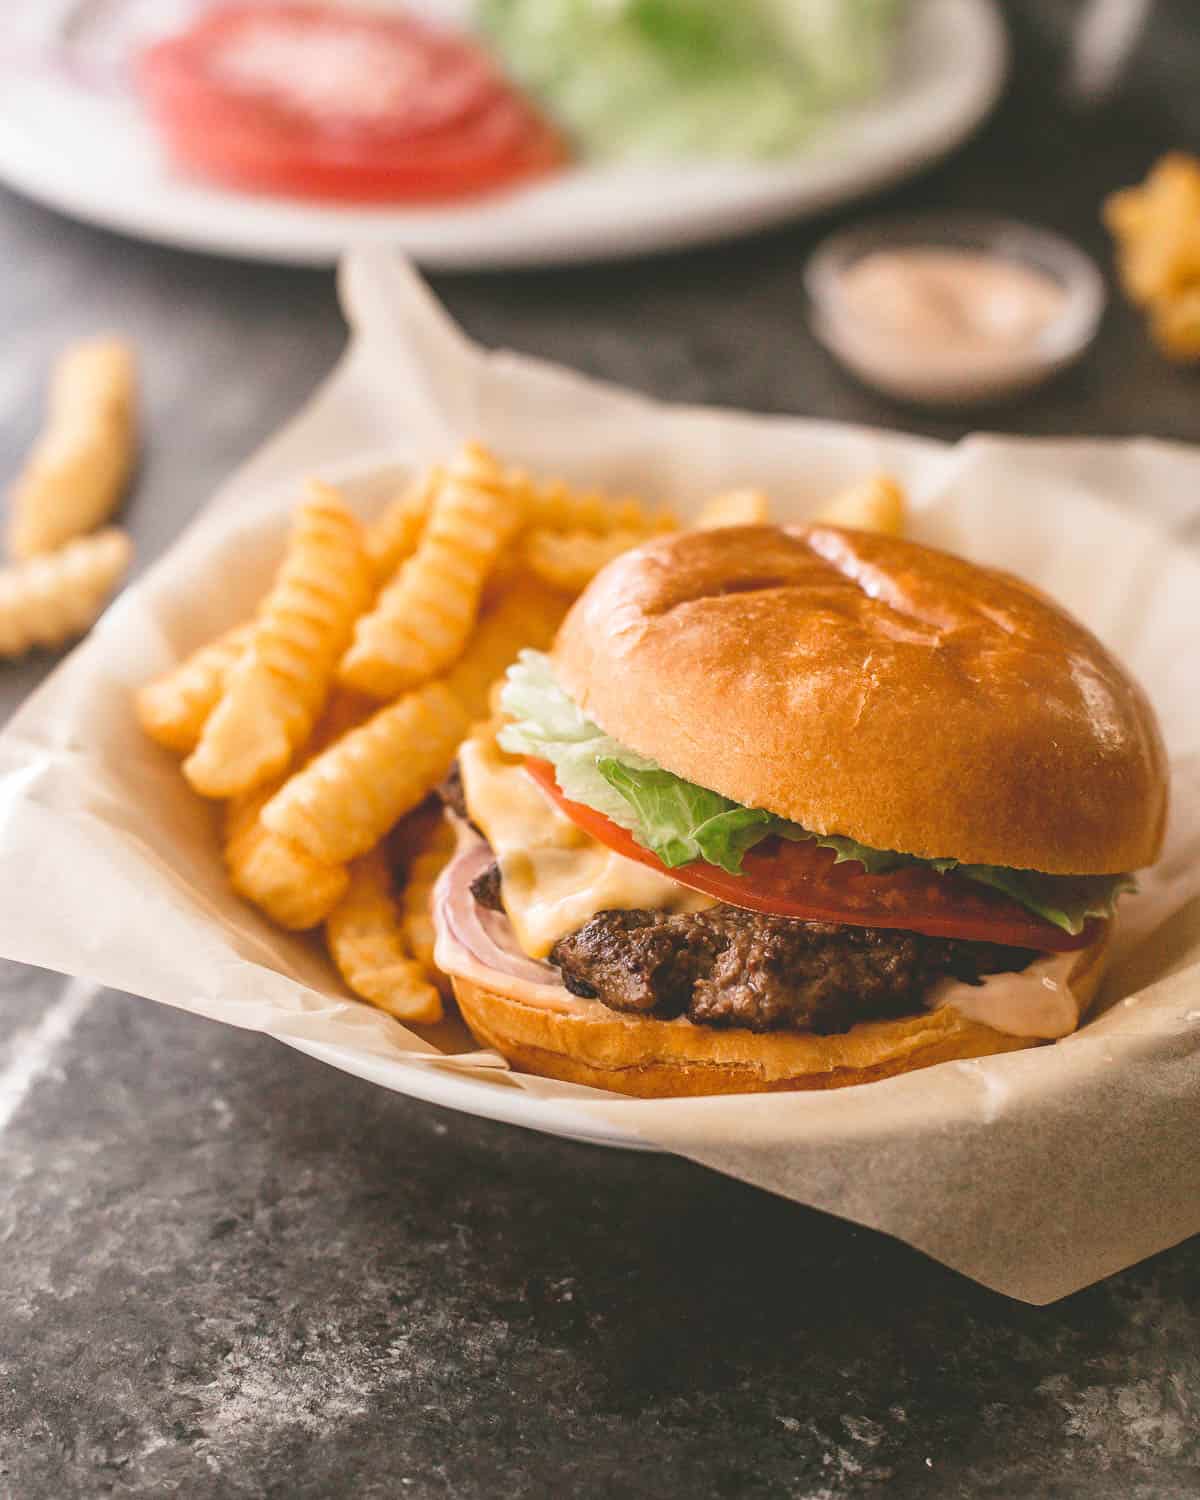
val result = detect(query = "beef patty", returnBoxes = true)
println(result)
[441,770,1035,1035]
[551,908,1034,1035]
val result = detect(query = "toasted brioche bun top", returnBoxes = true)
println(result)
[552,525,1167,875]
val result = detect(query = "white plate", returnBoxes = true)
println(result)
[0,0,1006,269]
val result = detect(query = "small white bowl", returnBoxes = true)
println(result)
[806,215,1107,407]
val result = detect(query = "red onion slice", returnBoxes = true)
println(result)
[433,822,571,999]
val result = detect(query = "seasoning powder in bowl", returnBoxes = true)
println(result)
[807,218,1106,406]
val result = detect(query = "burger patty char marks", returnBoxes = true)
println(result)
[549,907,1035,1035]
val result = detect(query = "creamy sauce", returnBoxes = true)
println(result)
[932,950,1083,1039]
[840,249,1066,353]
[433,824,1094,1042]
[458,723,713,958]
[433,827,594,1017]
[823,248,1069,403]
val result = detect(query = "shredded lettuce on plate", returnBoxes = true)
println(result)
[497,651,1133,935]
[476,0,905,162]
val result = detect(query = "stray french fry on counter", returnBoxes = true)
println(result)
[8,339,137,560]
[1105,153,1200,361]
[0,528,132,658]
[135,440,908,1028]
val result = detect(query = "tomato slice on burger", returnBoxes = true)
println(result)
[524,759,1095,953]
[136,3,565,203]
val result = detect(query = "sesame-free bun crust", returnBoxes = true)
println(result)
[553,526,1167,875]
[452,928,1110,1098]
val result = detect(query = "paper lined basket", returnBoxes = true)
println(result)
[0,251,1197,1303]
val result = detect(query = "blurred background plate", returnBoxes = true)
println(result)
[0,0,1006,270]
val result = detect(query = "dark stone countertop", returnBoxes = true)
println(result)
[2,4,1198,1496]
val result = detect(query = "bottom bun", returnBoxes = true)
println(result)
[452,930,1112,1098]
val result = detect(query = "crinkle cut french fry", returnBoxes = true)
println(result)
[261,681,470,866]
[479,540,529,609]
[694,489,770,529]
[339,443,525,698]
[311,685,378,752]
[261,582,569,869]
[8,338,137,559]
[521,475,672,534]
[184,485,372,798]
[1103,154,1200,361]
[0,528,131,658]
[1103,186,1148,241]
[522,526,651,593]
[814,474,908,538]
[222,689,372,928]
[386,797,446,869]
[401,817,456,987]
[326,846,443,1023]
[224,784,349,931]
[1151,284,1200,360]
[446,580,570,719]
[1104,153,1200,307]
[135,623,253,753]
[365,467,439,582]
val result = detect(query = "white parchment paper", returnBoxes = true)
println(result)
[1,251,1197,1304]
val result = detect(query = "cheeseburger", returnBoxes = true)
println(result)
[433,524,1167,1097]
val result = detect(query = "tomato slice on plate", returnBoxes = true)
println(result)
[136,3,565,203]
[524,759,1096,953]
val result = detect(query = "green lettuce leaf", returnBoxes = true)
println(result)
[784,827,913,875]
[945,865,1136,937]
[596,759,773,872]
[497,649,656,829]
[497,651,1134,932]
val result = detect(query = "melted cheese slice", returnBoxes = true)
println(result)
[459,724,714,959]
